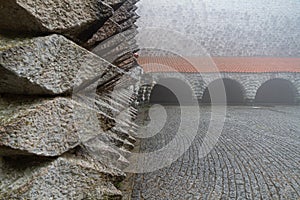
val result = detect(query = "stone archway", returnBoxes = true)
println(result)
[150,78,194,105]
[255,78,296,104]
[202,78,245,104]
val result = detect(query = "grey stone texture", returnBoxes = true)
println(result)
[131,106,300,199]
[139,72,300,104]
[0,97,80,157]
[84,0,137,49]
[0,0,141,198]
[0,34,121,95]
[103,0,127,9]
[91,29,138,68]
[85,19,122,48]
[0,0,113,42]
[0,154,124,199]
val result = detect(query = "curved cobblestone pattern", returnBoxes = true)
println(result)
[131,106,300,199]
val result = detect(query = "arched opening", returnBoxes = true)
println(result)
[255,79,296,105]
[202,78,245,105]
[150,78,193,105]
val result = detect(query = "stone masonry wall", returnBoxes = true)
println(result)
[139,72,300,104]
[0,0,140,199]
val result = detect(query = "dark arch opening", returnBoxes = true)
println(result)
[255,79,296,105]
[202,78,245,105]
[150,78,193,105]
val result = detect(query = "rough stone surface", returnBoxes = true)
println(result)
[103,0,127,9]
[91,28,138,63]
[84,136,131,170]
[112,5,134,24]
[139,72,300,104]
[0,97,81,157]
[84,0,139,49]
[0,0,141,198]
[85,19,121,48]
[0,34,121,95]
[123,0,138,12]
[131,106,300,199]
[0,0,113,42]
[119,15,139,32]
[0,154,123,199]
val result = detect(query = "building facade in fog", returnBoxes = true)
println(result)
[136,0,300,105]
[136,0,300,57]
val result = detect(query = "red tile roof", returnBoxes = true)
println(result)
[138,57,300,73]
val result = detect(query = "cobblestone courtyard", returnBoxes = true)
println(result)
[130,106,300,200]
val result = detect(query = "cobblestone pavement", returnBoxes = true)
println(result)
[130,106,300,200]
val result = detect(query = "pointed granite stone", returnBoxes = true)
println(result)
[0,34,121,95]
[0,154,124,199]
[102,0,127,10]
[84,19,121,48]
[0,97,83,156]
[0,0,113,42]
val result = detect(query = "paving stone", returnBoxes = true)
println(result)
[130,106,300,199]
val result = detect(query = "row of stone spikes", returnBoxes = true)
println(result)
[0,0,141,199]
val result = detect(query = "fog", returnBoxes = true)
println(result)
[136,0,300,57]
